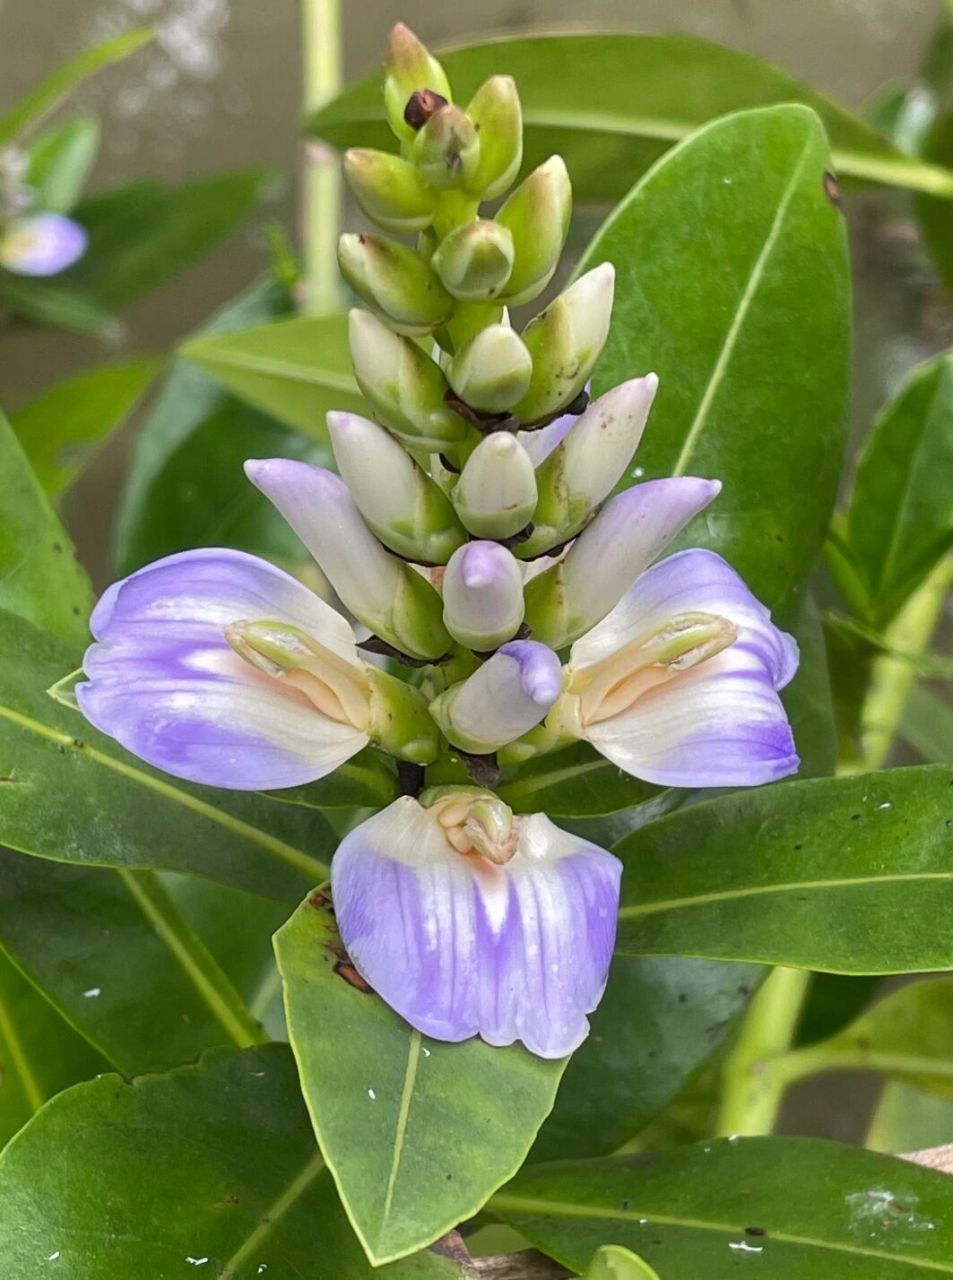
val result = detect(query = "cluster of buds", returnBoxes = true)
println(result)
[76,25,800,1059]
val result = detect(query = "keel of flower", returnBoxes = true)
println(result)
[331,792,622,1058]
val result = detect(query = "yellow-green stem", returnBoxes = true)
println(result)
[301,0,343,313]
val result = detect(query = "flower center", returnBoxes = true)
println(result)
[430,790,520,865]
[225,619,371,730]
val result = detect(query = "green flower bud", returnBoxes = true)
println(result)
[338,233,452,334]
[365,665,441,764]
[327,410,467,565]
[446,323,532,414]
[497,156,572,306]
[344,149,436,232]
[348,309,472,451]
[462,75,523,200]
[412,104,480,189]
[452,432,538,538]
[442,541,525,651]
[431,219,514,301]
[512,264,615,425]
[383,23,452,144]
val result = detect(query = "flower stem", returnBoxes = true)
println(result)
[300,0,343,313]
[714,966,811,1137]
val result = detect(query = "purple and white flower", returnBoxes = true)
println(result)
[549,547,800,788]
[331,790,622,1058]
[0,212,87,276]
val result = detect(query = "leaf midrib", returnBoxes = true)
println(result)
[0,984,43,1112]
[492,1192,953,1272]
[218,1150,326,1279]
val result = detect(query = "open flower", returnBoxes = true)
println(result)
[0,212,87,276]
[331,790,621,1058]
[77,546,438,790]
[549,548,799,787]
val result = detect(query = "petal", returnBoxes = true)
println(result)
[433,641,563,752]
[77,548,368,790]
[571,547,798,689]
[584,646,799,788]
[1,213,87,276]
[332,800,622,1058]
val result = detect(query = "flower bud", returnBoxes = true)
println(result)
[513,264,615,425]
[462,75,523,199]
[327,410,466,564]
[383,23,452,144]
[245,460,450,661]
[348,310,472,451]
[431,219,514,301]
[411,104,481,190]
[452,432,538,538]
[523,477,721,648]
[446,323,532,414]
[520,375,659,557]
[496,157,572,306]
[429,640,562,754]
[338,233,451,334]
[343,149,436,232]
[365,665,441,763]
[442,541,525,650]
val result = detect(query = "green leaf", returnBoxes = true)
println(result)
[180,313,365,441]
[531,956,761,1161]
[308,34,953,203]
[0,950,105,1150]
[0,1044,463,1278]
[0,28,152,145]
[899,684,953,763]
[614,764,953,972]
[844,354,953,627]
[275,896,565,1266]
[24,116,99,212]
[586,1245,662,1280]
[0,411,92,644]
[493,1137,953,1276]
[0,278,118,338]
[917,110,953,291]
[263,748,400,809]
[0,850,265,1074]
[62,170,270,308]
[115,279,321,574]
[578,104,850,607]
[0,607,333,902]
[10,358,160,497]
[496,742,658,818]
[869,1082,953,1154]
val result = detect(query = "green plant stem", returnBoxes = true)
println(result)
[714,966,811,1136]
[301,0,343,313]
[856,557,953,771]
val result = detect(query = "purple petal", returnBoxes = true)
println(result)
[435,641,562,752]
[77,548,368,790]
[332,799,622,1058]
[1,213,87,276]
[516,381,592,465]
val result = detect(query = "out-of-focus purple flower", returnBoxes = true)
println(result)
[550,548,799,788]
[331,790,621,1058]
[0,212,86,276]
[76,548,375,790]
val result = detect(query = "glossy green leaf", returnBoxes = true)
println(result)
[0,412,91,645]
[308,33,953,204]
[844,354,953,627]
[531,956,761,1161]
[0,278,118,338]
[496,742,657,818]
[0,28,152,145]
[275,896,565,1265]
[263,748,400,809]
[795,973,881,1047]
[579,104,850,607]
[614,764,953,972]
[115,279,317,574]
[180,313,364,441]
[493,1137,953,1276]
[869,1081,953,1154]
[586,1245,662,1280]
[0,608,332,902]
[10,358,160,497]
[24,117,99,212]
[62,170,270,308]
[0,951,105,1151]
[0,1044,463,1279]
[0,850,265,1074]
[899,684,953,763]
